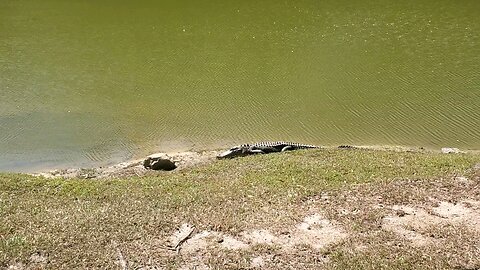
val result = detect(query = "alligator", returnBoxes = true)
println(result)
[217,141,320,159]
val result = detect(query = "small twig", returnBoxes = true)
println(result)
[112,241,127,270]
[172,226,196,252]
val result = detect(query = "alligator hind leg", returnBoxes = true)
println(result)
[281,146,294,152]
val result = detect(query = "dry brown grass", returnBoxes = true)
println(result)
[1,149,479,269]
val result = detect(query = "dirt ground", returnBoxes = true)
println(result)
[75,166,480,270]
[157,172,480,269]
[4,147,479,269]
[32,150,222,179]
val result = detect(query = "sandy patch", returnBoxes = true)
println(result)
[432,201,480,232]
[170,225,249,253]
[182,230,250,253]
[288,213,348,249]
[33,150,221,179]
[166,214,346,269]
[168,213,347,256]
[7,252,48,270]
[242,229,278,245]
[220,235,250,250]
[382,206,441,246]
[382,200,480,246]
[251,256,265,268]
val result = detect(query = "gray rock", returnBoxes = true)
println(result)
[143,157,177,171]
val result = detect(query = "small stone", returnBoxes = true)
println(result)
[396,210,407,217]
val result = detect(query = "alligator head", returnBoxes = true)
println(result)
[216,145,250,159]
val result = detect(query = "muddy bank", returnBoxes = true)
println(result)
[31,145,476,179]
[32,150,222,179]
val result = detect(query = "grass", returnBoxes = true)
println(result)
[0,149,479,269]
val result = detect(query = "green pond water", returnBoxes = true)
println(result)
[1,0,479,172]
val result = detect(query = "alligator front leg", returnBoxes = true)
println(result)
[281,145,294,152]
[244,146,265,155]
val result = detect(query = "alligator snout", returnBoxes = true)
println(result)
[216,150,236,159]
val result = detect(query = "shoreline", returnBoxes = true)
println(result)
[29,145,477,179]
[31,150,223,179]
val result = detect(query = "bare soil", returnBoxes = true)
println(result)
[162,176,480,269]
[32,150,221,179]
[2,148,479,269]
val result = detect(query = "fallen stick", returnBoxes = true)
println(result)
[171,225,196,252]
